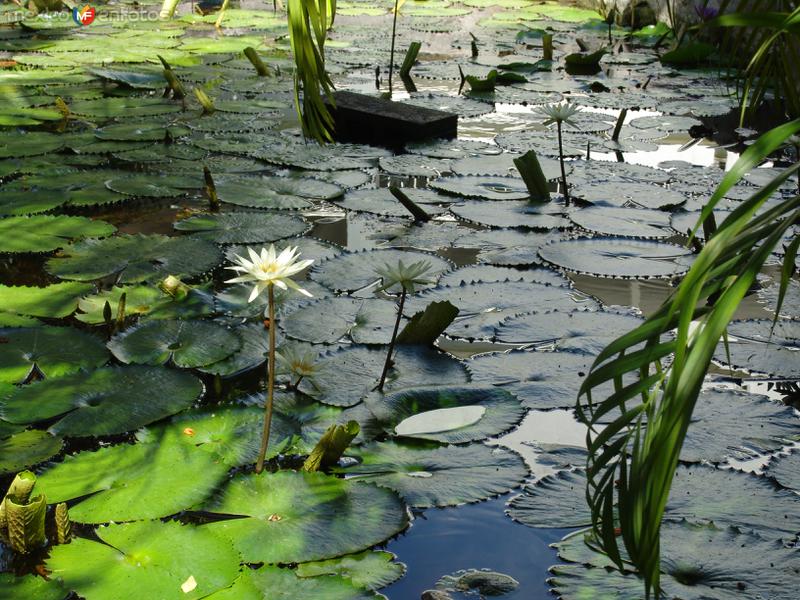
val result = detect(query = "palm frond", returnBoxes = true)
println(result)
[577,119,800,598]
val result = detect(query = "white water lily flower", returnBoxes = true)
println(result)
[226,245,314,302]
[535,101,581,127]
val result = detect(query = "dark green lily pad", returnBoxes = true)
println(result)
[494,309,643,353]
[310,249,451,293]
[713,319,800,378]
[108,319,242,368]
[76,284,215,324]
[0,215,116,254]
[35,425,230,523]
[0,574,65,600]
[437,265,570,288]
[282,297,397,344]
[569,206,675,238]
[0,326,108,384]
[299,345,468,407]
[334,188,450,218]
[174,211,310,244]
[340,441,529,508]
[46,520,240,600]
[1,365,202,437]
[70,97,184,118]
[0,188,70,216]
[215,176,342,210]
[430,176,531,200]
[297,551,405,591]
[196,322,275,378]
[0,429,63,475]
[366,385,524,444]
[0,131,64,158]
[0,282,93,320]
[204,471,408,564]
[539,237,694,278]
[47,234,222,283]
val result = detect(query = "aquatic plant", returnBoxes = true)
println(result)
[535,101,580,205]
[226,245,314,473]
[0,471,46,555]
[374,259,433,391]
[577,119,800,598]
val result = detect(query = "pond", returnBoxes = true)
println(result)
[1,0,799,599]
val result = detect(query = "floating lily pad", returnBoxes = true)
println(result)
[1,365,202,437]
[765,450,800,492]
[0,574,65,600]
[0,215,116,254]
[430,176,531,200]
[174,211,310,244]
[0,282,93,320]
[70,97,184,118]
[569,206,675,238]
[366,385,524,444]
[539,237,694,278]
[341,441,528,508]
[0,326,108,384]
[215,176,342,210]
[46,520,240,600]
[334,188,450,218]
[468,348,639,412]
[406,281,598,340]
[109,319,242,368]
[204,471,408,564]
[47,234,222,283]
[0,188,70,216]
[35,425,229,523]
[0,429,63,475]
[296,551,405,591]
[282,297,397,344]
[451,200,569,230]
[757,279,800,319]
[713,319,800,378]
[451,153,563,180]
[76,284,215,324]
[310,249,451,293]
[570,180,687,209]
[438,265,570,288]
[494,309,643,353]
[379,154,453,178]
[299,345,468,407]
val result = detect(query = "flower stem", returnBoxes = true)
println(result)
[377,287,406,391]
[557,121,570,206]
[388,0,400,93]
[255,285,276,474]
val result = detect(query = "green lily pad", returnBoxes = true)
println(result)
[203,471,408,564]
[451,200,570,230]
[106,174,198,198]
[538,237,694,279]
[70,97,184,118]
[340,441,529,508]
[196,322,274,377]
[0,574,65,600]
[713,319,800,378]
[108,319,242,368]
[366,385,524,444]
[205,565,384,600]
[334,188,450,218]
[35,425,230,523]
[310,249,451,293]
[46,520,240,600]
[47,234,222,283]
[213,177,317,210]
[0,188,70,216]
[297,551,406,591]
[0,429,63,475]
[494,309,643,353]
[174,211,310,244]
[0,326,108,384]
[1,365,202,437]
[298,345,468,407]
[0,215,116,254]
[569,206,675,238]
[0,131,64,158]
[430,176,531,201]
[282,297,397,344]
[76,284,215,324]
[0,282,93,319]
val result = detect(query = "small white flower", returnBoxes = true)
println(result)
[225,244,314,302]
[535,101,581,127]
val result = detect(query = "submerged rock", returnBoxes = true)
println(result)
[436,569,520,596]
[421,590,454,600]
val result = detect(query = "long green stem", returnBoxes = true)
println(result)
[557,121,570,206]
[255,285,276,474]
[388,0,400,92]
[377,287,406,391]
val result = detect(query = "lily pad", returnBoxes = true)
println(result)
[215,176,342,210]
[334,188,450,218]
[297,551,406,591]
[203,471,408,564]
[0,326,108,384]
[108,319,242,368]
[174,211,310,244]
[46,520,240,600]
[34,425,229,523]
[310,249,451,293]
[282,297,397,344]
[713,319,800,378]
[570,180,687,209]
[494,309,643,353]
[299,345,468,407]
[1,365,202,437]
[76,284,215,324]
[538,237,694,278]
[451,200,570,230]
[366,385,524,443]
[0,282,93,320]
[0,574,65,600]
[569,206,675,238]
[340,441,529,508]
[765,450,800,492]
[430,176,531,201]
[0,215,116,254]
[437,265,570,288]
[47,234,222,283]
[0,429,63,475]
